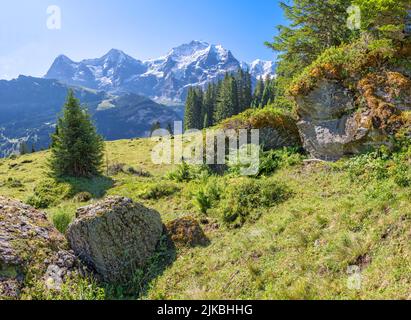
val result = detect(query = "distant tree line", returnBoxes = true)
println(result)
[184,69,275,130]
[18,141,36,155]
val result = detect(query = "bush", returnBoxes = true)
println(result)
[166,162,210,182]
[141,183,180,200]
[258,147,305,177]
[219,178,289,227]
[26,179,70,209]
[73,191,92,202]
[193,177,222,214]
[2,177,24,188]
[125,166,151,177]
[107,163,151,177]
[51,209,73,234]
[107,163,126,175]
[344,145,411,187]
[194,189,211,214]
[228,147,305,177]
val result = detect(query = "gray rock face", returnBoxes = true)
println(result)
[66,196,163,283]
[0,197,80,299]
[294,77,409,161]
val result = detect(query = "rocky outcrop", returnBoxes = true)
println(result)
[294,72,411,160]
[165,217,209,248]
[0,197,81,299]
[220,108,301,150]
[66,196,163,283]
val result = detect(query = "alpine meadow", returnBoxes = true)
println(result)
[0,0,410,305]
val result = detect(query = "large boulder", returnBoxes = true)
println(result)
[0,197,80,299]
[220,108,301,150]
[294,72,411,160]
[66,196,163,283]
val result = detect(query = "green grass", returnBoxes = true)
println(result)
[1,137,411,300]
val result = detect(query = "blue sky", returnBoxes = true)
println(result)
[0,0,287,80]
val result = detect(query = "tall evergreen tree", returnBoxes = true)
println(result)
[265,0,356,108]
[261,75,274,107]
[184,87,203,130]
[235,69,253,113]
[19,141,30,155]
[202,83,216,128]
[214,74,238,123]
[252,77,265,108]
[150,121,161,135]
[49,90,104,178]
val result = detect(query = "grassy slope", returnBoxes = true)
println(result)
[1,138,410,300]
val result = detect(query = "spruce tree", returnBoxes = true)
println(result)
[150,121,161,135]
[214,74,238,123]
[19,141,30,155]
[253,77,265,108]
[184,87,203,130]
[261,75,274,107]
[202,83,216,128]
[49,90,104,178]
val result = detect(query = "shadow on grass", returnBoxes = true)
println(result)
[104,230,177,300]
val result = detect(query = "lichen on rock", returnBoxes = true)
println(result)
[66,196,163,283]
[290,40,411,160]
[165,217,209,248]
[0,196,82,299]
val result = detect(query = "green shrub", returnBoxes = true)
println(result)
[391,158,411,187]
[108,163,151,177]
[166,162,210,182]
[51,209,73,234]
[219,178,289,227]
[345,150,390,182]
[194,189,211,214]
[141,183,180,200]
[258,147,304,177]
[2,177,24,188]
[24,274,105,300]
[228,147,305,177]
[26,179,71,209]
[73,191,92,202]
[193,177,223,214]
[344,146,411,187]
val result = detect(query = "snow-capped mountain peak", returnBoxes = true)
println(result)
[45,41,276,103]
[248,59,277,79]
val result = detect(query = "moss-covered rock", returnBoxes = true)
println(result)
[220,107,302,150]
[290,39,411,160]
[66,196,163,283]
[165,217,209,248]
[0,197,81,299]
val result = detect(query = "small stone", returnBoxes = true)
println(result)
[166,217,209,248]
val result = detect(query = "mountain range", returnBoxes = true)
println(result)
[45,40,276,104]
[0,41,275,157]
[0,76,183,157]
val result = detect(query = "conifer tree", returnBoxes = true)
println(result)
[253,77,265,108]
[166,123,173,135]
[150,121,161,135]
[19,141,30,155]
[261,75,274,106]
[202,83,216,128]
[184,87,203,130]
[214,74,238,123]
[49,90,104,178]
